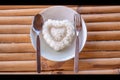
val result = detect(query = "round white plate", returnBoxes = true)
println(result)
[30,6,87,62]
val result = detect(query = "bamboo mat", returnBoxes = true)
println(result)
[0,5,120,74]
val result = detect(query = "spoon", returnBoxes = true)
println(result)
[32,14,43,73]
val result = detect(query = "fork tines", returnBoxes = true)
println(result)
[74,13,82,31]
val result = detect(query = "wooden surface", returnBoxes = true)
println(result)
[0,5,120,74]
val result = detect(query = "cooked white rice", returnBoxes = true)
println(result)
[42,19,75,51]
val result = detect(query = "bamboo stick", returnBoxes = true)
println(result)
[0,71,52,74]
[0,16,33,25]
[0,43,35,53]
[0,25,30,34]
[0,53,35,61]
[83,41,120,51]
[52,69,119,74]
[0,5,76,10]
[0,69,118,74]
[0,5,51,10]
[82,13,120,22]
[87,31,120,41]
[86,22,120,31]
[0,61,36,71]
[0,34,30,43]
[0,8,43,16]
[77,6,120,14]
[80,51,120,59]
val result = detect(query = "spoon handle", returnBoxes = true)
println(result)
[36,35,41,73]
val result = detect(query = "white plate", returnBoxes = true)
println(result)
[30,6,87,62]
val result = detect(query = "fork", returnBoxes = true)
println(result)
[74,13,82,73]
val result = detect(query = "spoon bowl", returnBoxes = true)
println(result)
[33,14,43,35]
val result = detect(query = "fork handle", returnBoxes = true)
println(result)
[36,35,41,73]
[74,35,79,73]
